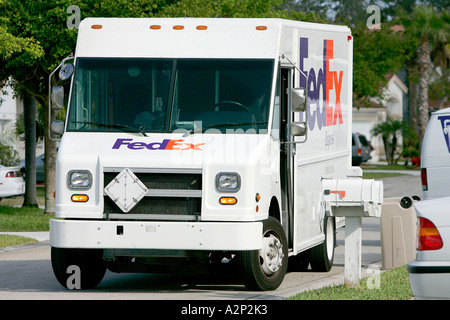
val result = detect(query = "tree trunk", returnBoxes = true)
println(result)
[417,38,431,151]
[22,92,38,208]
[382,136,390,164]
[407,65,418,131]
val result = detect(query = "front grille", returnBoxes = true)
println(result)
[104,172,202,191]
[103,170,202,221]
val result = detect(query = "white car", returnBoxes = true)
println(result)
[408,197,450,299]
[0,165,25,200]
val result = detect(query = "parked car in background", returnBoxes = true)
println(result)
[19,154,45,183]
[0,165,25,200]
[408,197,450,299]
[352,132,372,166]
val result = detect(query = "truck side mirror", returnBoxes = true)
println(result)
[291,122,307,137]
[51,120,65,136]
[291,88,307,112]
[51,86,64,110]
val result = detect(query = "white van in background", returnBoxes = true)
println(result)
[421,107,450,200]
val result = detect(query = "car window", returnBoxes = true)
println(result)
[358,135,369,146]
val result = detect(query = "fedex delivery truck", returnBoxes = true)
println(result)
[49,18,382,291]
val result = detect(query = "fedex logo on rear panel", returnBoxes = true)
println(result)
[299,37,344,130]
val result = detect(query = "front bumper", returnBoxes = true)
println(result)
[50,219,263,251]
[407,260,450,299]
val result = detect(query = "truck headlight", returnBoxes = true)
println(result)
[216,172,241,192]
[68,170,92,189]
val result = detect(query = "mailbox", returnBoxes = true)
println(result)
[323,177,383,217]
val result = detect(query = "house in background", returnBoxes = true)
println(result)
[0,83,44,163]
[352,73,409,163]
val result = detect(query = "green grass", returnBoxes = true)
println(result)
[0,234,38,248]
[0,205,52,248]
[0,206,52,232]
[288,266,413,300]
[361,164,420,171]
[363,172,407,179]
[361,163,419,179]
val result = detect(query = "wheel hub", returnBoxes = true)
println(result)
[259,234,284,276]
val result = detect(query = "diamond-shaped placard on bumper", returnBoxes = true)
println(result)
[104,168,148,213]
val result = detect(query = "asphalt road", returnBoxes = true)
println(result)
[0,173,422,300]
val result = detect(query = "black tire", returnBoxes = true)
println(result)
[239,217,288,291]
[51,247,106,289]
[310,216,336,272]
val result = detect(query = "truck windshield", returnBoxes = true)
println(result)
[67,58,274,134]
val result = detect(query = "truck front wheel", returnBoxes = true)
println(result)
[51,247,106,289]
[239,217,288,291]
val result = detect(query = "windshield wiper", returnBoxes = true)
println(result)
[183,121,268,137]
[72,121,148,136]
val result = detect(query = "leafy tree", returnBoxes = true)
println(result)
[0,0,44,207]
[352,21,414,107]
[159,0,317,20]
[0,3,43,59]
[331,0,371,26]
[0,145,18,166]
[0,123,19,166]
[280,0,330,19]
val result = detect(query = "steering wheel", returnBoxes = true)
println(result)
[212,100,249,112]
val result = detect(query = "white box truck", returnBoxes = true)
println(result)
[49,18,382,291]
[421,107,450,200]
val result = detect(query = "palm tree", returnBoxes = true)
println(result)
[371,117,404,165]
[408,6,449,148]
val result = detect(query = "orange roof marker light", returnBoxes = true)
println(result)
[91,24,103,30]
[196,25,208,30]
[150,25,161,30]
[256,26,268,31]
[173,25,184,30]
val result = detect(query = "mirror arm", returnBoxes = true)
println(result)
[281,54,308,79]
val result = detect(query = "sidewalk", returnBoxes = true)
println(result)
[0,232,49,242]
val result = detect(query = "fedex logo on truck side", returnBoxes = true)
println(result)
[299,37,344,131]
[112,138,205,151]
[438,116,450,153]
